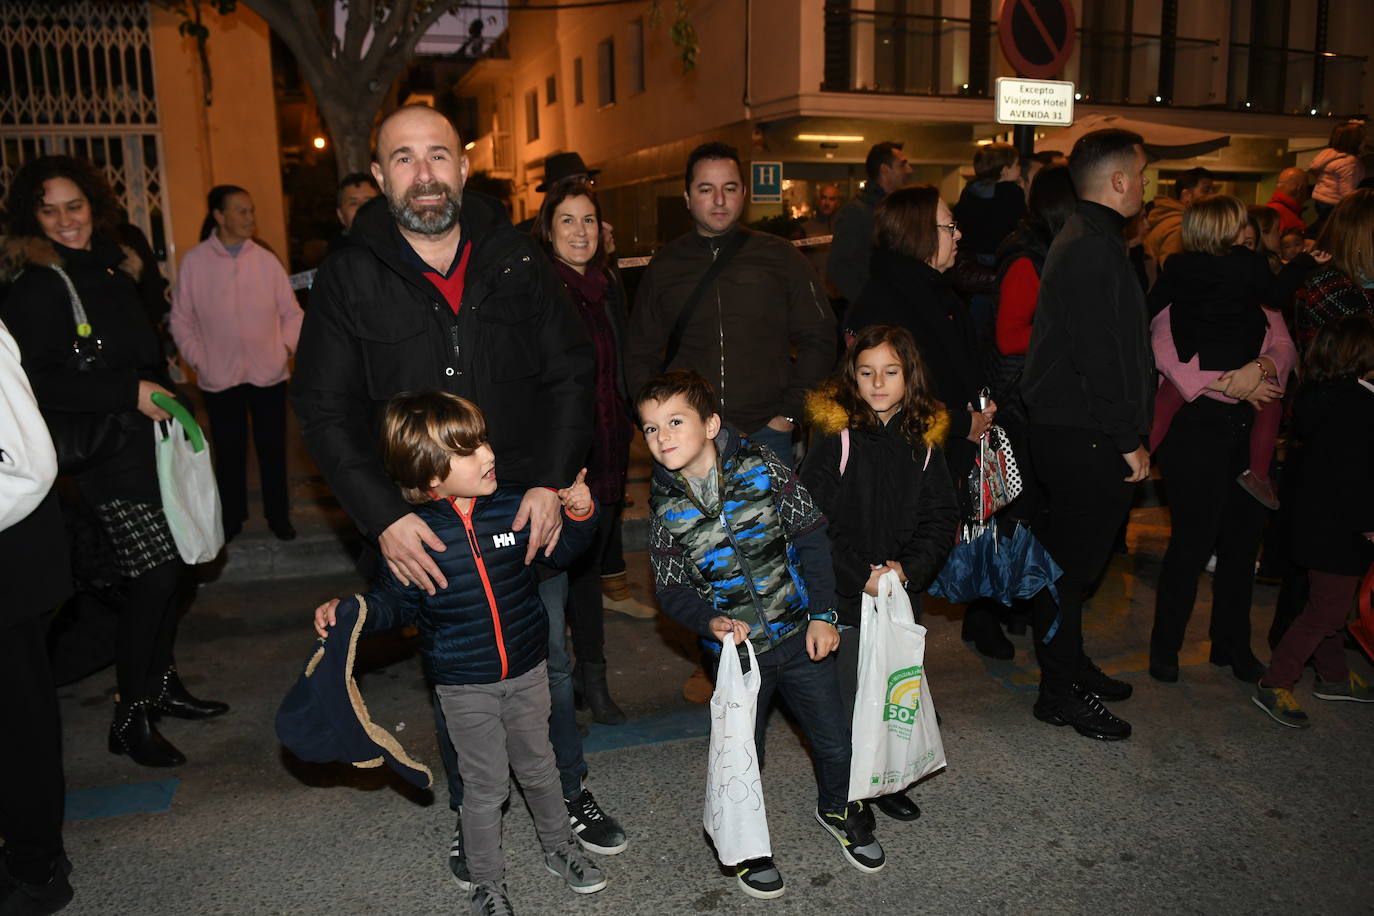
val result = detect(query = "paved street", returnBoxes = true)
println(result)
[48,494,1374,915]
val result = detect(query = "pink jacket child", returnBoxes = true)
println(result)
[1149,306,1297,508]
[170,233,304,392]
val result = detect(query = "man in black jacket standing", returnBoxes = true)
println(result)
[625,142,834,469]
[1022,129,1153,741]
[291,105,624,888]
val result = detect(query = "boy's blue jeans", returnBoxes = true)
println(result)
[432,571,588,808]
[744,631,851,814]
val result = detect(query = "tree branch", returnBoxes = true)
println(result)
[341,0,374,65]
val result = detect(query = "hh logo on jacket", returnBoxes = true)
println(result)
[492,532,516,549]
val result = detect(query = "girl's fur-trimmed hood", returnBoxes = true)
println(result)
[0,235,142,285]
[804,382,950,451]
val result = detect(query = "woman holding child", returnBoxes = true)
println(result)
[1146,195,1302,684]
[532,180,637,725]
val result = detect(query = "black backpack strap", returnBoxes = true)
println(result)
[660,229,749,372]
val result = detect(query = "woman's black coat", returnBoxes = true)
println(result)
[845,248,986,510]
[1,236,169,503]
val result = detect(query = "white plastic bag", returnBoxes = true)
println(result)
[848,571,946,802]
[703,632,771,866]
[155,416,224,564]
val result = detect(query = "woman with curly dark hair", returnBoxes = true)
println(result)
[1,155,227,768]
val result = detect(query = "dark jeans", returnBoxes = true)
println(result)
[201,381,290,528]
[1263,570,1360,689]
[567,502,621,665]
[1151,398,1267,665]
[1028,424,1137,696]
[0,616,66,885]
[746,633,850,813]
[433,572,587,808]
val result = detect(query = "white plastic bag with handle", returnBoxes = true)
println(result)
[155,414,224,564]
[703,631,772,866]
[848,570,946,802]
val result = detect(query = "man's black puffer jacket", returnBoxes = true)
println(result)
[291,191,594,539]
[360,487,598,685]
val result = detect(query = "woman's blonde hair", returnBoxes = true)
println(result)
[1181,194,1249,256]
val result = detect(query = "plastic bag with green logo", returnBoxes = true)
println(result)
[848,570,946,802]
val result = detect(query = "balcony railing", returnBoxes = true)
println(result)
[821,3,1366,115]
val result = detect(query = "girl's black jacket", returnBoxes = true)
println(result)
[801,388,959,626]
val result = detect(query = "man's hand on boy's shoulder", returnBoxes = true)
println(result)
[380,513,448,595]
[313,598,341,639]
[806,619,839,661]
[709,615,752,646]
[514,487,563,564]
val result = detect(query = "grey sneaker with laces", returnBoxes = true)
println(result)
[544,840,608,894]
[470,881,514,916]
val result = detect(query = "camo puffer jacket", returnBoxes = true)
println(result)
[649,424,827,655]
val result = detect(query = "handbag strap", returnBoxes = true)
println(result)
[48,264,93,337]
[838,427,850,476]
[660,230,749,372]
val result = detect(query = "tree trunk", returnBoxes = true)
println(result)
[317,95,384,178]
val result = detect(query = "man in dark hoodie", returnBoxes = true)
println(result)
[1022,128,1154,742]
[290,104,625,890]
[952,141,1028,343]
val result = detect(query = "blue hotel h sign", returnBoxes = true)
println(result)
[751,161,783,202]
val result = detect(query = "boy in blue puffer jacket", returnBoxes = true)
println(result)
[312,391,604,915]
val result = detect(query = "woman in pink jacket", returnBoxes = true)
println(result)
[171,185,304,541]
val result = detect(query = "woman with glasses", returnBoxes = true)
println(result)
[845,184,1009,658]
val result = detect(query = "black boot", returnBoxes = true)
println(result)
[151,664,229,720]
[578,661,627,725]
[108,700,185,767]
[872,790,922,821]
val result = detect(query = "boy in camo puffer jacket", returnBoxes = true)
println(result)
[636,370,885,901]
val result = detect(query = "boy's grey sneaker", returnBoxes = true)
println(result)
[448,810,471,891]
[735,856,785,899]
[470,881,514,916]
[566,787,627,854]
[815,802,886,874]
[544,841,607,895]
[1252,684,1311,728]
[1313,672,1374,703]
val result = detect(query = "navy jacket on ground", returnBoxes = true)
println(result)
[359,486,597,685]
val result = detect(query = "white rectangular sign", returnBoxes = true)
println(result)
[994,77,1075,126]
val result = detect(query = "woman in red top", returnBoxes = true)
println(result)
[992,165,1077,429]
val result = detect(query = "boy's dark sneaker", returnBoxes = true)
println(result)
[1313,672,1374,703]
[448,810,470,891]
[735,857,785,899]
[469,881,514,916]
[544,841,607,895]
[815,803,886,874]
[1073,663,1133,702]
[1253,684,1311,728]
[1033,692,1131,740]
[566,788,627,854]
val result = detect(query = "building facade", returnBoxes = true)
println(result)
[455,0,1371,255]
